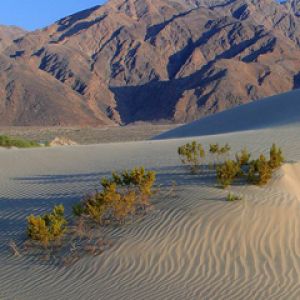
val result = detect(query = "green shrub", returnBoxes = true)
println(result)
[112,167,156,200]
[0,135,40,148]
[209,143,219,155]
[72,202,85,217]
[209,143,231,167]
[178,141,205,173]
[27,204,67,245]
[216,160,241,188]
[75,167,156,224]
[269,143,284,170]
[209,143,231,155]
[235,148,251,166]
[248,154,272,186]
[226,193,243,202]
[219,143,231,155]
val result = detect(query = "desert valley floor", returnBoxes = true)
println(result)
[1,90,300,299]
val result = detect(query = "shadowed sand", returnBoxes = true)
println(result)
[1,90,300,299]
[154,89,300,140]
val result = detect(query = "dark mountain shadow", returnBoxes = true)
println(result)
[145,8,198,42]
[110,63,226,124]
[293,72,300,89]
[167,22,233,79]
[232,3,250,20]
[242,37,277,63]
[56,15,107,42]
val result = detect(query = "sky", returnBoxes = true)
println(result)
[0,0,107,31]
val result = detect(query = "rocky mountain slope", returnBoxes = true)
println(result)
[0,26,25,52]
[2,0,300,126]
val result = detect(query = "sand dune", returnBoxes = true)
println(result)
[1,88,300,299]
[155,89,300,140]
[0,122,300,299]
[270,162,300,202]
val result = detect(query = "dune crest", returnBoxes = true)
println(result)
[271,162,300,201]
[155,88,300,139]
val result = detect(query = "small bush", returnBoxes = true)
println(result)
[235,148,251,166]
[178,141,205,173]
[219,143,231,155]
[75,167,156,224]
[209,143,231,155]
[0,135,40,148]
[72,202,85,217]
[27,204,67,245]
[209,143,231,167]
[269,143,284,170]
[226,193,243,202]
[216,160,241,188]
[248,154,272,186]
[112,167,156,201]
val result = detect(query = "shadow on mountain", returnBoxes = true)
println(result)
[145,8,197,42]
[110,66,227,124]
[57,15,107,42]
[57,5,102,32]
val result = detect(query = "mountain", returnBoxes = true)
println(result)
[2,0,300,126]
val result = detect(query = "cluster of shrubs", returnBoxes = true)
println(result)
[0,135,41,148]
[27,205,67,246]
[216,144,284,188]
[26,167,156,247]
[178,141,284,188]
[178,141,205,173]
[178,141,231,173]
[72,167,156,224]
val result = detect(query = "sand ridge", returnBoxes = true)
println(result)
[270,162,300,202]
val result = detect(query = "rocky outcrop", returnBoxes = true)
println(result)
[2,0,300,125]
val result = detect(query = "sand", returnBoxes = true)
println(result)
[1,90,300,299]
[154,89,300,140]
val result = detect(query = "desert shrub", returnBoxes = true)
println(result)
[226,193,243,202]
[219,143,231,155]
[209,143,231,167]
[269,143,284,170]
[72,202,85,217]
[27,204,67,245]
[75,167,156,224]
[209,143,219,155]
[209,143,231,155]
[248,154,272,186]
[112,167,156,201]
[216,160,241,188]
[0,135,40,148]
[235,148,251,166]
[178,141,205,173]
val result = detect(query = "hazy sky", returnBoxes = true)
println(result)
[0,0,107,31]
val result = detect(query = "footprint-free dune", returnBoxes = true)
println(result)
[1,89,300,299]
